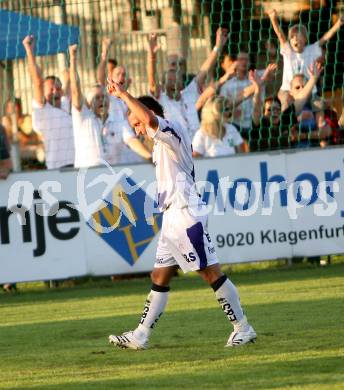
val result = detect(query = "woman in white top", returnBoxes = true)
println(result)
[192,96,245,158]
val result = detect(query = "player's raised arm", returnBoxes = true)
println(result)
[107,80,158,131]
[268,9,287,47]
[318,15,344,46]
[147,33,161,98]
[194,27,228,91]
[97,37,112,86]
[22,35,44,106]
[69,44,83,111]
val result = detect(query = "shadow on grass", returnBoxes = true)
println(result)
[0,262,343,307]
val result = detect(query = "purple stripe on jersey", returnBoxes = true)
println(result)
[191,164,195,182]
[186,222,208,270]
[161,126,181,143]
[158,191,167,207]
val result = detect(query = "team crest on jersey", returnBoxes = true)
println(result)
[86,176,162,266]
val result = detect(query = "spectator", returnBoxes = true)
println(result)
[96,37,152,164]
[196,63,277,121]
[219,51,266,140]
[0,124,15,292]
[192,96,245,158]
[166,54,195,86]
[2,98,31,140]
[268,9,344,106]
[0,124,11,179]
[23,35,74,169]
[289,72,331,148]
[147,28,229,138]
[70,45,109,167]
[249,63,328,151]
[107,70,151,165]
[195,60,238,112]
[220,52,236,75]
[69,45,150,168]
[1,97,44,165]
[322,98,344,146]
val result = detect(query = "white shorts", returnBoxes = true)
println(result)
[155,207,219,273]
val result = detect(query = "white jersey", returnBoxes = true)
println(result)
[32,97,74,169]
[280,42,322,92]
[147,116,201,211]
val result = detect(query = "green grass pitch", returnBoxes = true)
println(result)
[1,261,344,389]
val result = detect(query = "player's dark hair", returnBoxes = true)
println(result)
[137,95,164,118]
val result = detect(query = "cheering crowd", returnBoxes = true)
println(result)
[1,10,344,172]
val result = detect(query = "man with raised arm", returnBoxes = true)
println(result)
[96,37,117,87]
[69,44,151,167]
[22,35,74,169]
[106,79,256,350]
[147,28,228,138]
[219,51,268,139]
[96,37,149,164]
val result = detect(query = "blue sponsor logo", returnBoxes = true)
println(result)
[86,177,162,266]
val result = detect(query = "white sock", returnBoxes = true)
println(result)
[133,284,169,342]
[212,275,246,330]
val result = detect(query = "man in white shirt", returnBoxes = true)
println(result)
[69,45,151,168]
[96,38,151,164]
[147,28,229,139]
[106,80,256,350]
[220,52,265,137]
[23,35,75,169]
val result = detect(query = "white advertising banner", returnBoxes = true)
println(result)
[1,147,344,283]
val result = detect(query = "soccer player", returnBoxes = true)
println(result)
[106,79,256,350]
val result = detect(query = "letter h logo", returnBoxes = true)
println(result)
[86,177,162,266]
